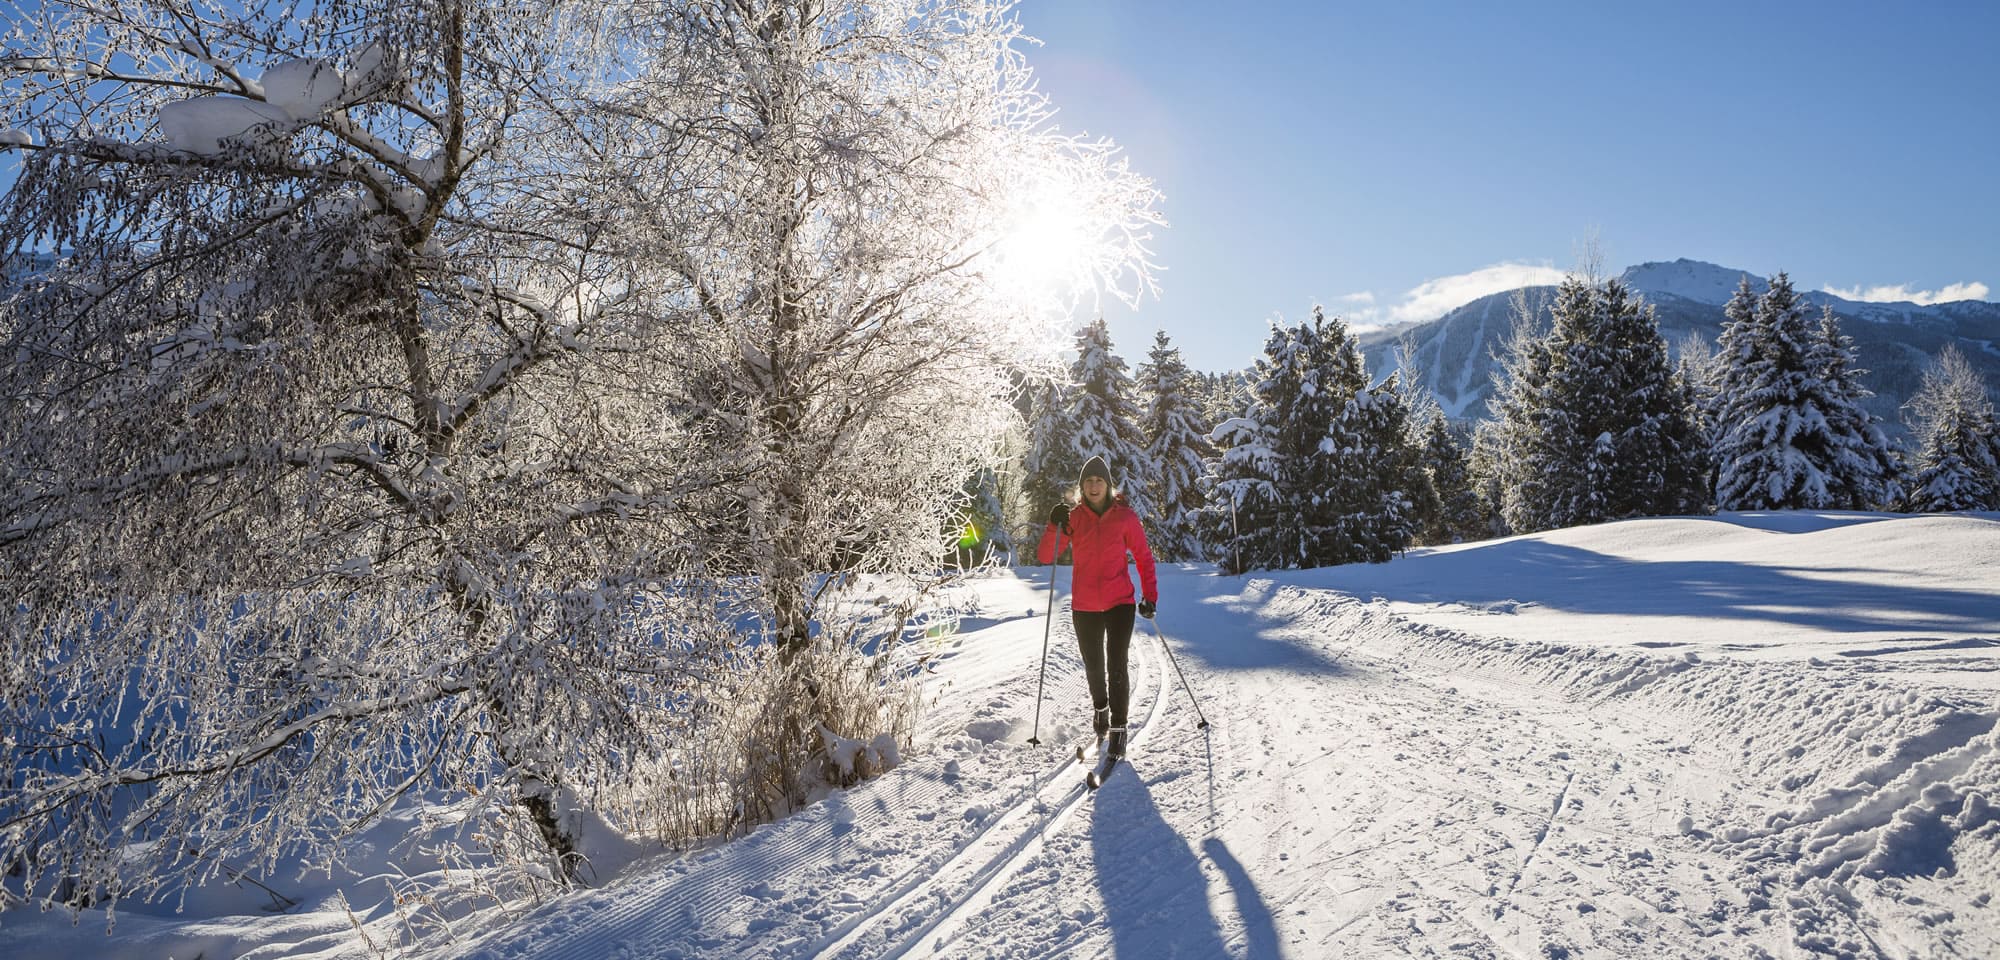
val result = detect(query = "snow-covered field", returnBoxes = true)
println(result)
[6,511,1998,959]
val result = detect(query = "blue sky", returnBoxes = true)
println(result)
[7,2,1993,375]
[1015,0,2000,371]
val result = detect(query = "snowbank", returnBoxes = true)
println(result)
[1320,512,2000,672]
[7,515,1997,959]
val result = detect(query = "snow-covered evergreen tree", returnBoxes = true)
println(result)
[1022,376,1080,519]
[1903,346,2000,511]
[1063,318,1155,509]
[1810,304,1904,508]
[1414,406,1486,545]
[1713,273,1897,510]
[1201,415,1279,575]
[1192,369,1252,430]
[1403,396,1449,548]
[1484,275,1704,533]
[1474,301,1551,535]
[1293,309,1372,566]
[1321,373,1423,563]
[1023,321,1155,522]
[1505,277,1599,529]
[1200,310,1426,570]
[1201,324,1295,573]
[1592,279,1708,520]
[1714,275,1762,377]
[1674,330,1725,503]
[1137,330,1213,561]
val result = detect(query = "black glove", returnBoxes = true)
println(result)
[1138,600,1156,619]
[1048,502,1070,531]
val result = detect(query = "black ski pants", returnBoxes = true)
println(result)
[1073,604,1135,732]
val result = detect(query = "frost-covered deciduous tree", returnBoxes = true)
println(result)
[1137,330,1211,561]
[956,465,1010,563]
[1903,346,2000,512]
[0,0,1159,910]
[1712,273,1896,511]
[1,0,731,900]
[604,2,1151,649]
[560,0,1161,819]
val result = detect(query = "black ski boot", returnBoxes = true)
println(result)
[1088,727,1127,790]
[1076,708,1111,765]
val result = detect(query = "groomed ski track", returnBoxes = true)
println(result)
[430,515,2000,960]
[811,612,1172,960]
[444,588,1195,960]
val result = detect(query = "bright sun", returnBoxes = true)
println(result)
[991,176,1097,305]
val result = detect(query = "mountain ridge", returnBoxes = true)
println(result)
[1357,258,2000,428]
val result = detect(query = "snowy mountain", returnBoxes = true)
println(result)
[1361,258,2000,424]
[8,512,1998,959]
[1618,258,1756,305]
[0,251,60,292]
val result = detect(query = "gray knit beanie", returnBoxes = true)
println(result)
[1079,456,1111,485]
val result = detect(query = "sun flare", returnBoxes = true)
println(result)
[990,176,1097,305]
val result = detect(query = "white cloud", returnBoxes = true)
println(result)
[1325,262,1570,334]
[1344,314,1389,334]
[1322,263,1567,334]
[1822,281,1990,305]
[1384,262,1567,326]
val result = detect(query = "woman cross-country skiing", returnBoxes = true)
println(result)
[1038,455,1158,762]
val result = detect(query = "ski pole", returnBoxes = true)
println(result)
[1026,557,1058,746]
[1150,616,1209,730]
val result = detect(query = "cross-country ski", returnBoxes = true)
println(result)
[1085,755,1122,790]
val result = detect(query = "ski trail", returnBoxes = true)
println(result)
[813,628,1168,960]
[1504,769,1575,900]
[433,612,1087,960]
[906,636,1171,960]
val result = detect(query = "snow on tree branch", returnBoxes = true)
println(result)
[3,0,1161,917]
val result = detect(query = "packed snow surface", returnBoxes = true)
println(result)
[1328,512,2000,682]
[6,512,1997,959]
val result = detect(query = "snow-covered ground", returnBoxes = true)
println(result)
[6,511,1998,959]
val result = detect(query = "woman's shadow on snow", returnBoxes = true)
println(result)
[1089,763,1283,959]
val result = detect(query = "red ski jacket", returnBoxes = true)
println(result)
[1036,496,1158,613]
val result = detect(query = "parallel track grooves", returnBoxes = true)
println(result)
[813,625,1173,960]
